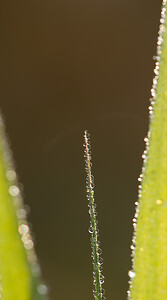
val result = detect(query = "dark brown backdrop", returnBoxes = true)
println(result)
[0,0,162,299]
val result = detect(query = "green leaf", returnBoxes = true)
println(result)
[0,113,49,300]
[129,1,167,299]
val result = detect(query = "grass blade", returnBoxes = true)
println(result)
[129,1,167,299]
[0,112,49,300]
[84,131,105,300]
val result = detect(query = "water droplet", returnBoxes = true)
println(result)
[91,182,95,189]
[31,263,41,276]
[132,237,136,243]
[127,290,131,298]
[151,88,156,97]
[154,68,159,75]
[157,47,162,56]
[99,257,103,265]
[160,18,165,24]
[128,270,136,279]
[150,99,155,106]
[9,185,20,196]
[17,208,27,219]
[6,170,16,181]
[97,248,102,255]
[153,77,158,85]
[160,24,165,33]
[134,212,138,218]
[89,227,94,234]
[130,244,135,250]
[18,224,29,235]
[157,36,163,45]
[100,274,105,284]
[153,55,160,61]
[24,239,34,249]
[37,284,48,295]
[148,105,153,111]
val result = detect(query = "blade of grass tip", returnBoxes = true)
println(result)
[128,1,167,299]
[84,130,105,300]
[0,111,49,300]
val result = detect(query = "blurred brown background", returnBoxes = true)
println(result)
[0,0,162,299]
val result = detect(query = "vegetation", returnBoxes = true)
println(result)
[128,1,167,299]
[84,131,105,300]
[0,1,166,299]
[84,1,167,299]
[0,113,49,300]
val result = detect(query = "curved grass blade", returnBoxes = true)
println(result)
[0,112,49,300]
[128,1,167,299]
[84,131,105,300]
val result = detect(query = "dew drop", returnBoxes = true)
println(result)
[153,77,158,85]
[150,99,155,106]
[18,224,29,235]
[9,185,20,197]
[160,24,165,32]
[89,226,95,234]
[148,105,153,111]
[24,239,34,249]
[17,208,27,219]
[37,284,48,295]
[151,89,156,97]
[134,210,138,216]
[153,55,160,61]
[154,68,159,75]
[97,248,102,255]
[157,36,163,45]
[99,257,103,265]
[132,238,136,245]
[128,270,136,279]
[31,263,41,276]
[6,170,16,181]
[100,277,104,284]
[130,244,135,250]
[127,290,131,298]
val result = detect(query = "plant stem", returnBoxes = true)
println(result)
[84,131,105,300]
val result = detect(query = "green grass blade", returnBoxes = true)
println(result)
[129,1,167,299]
[0,113,49,300]
[84,131,105,300]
